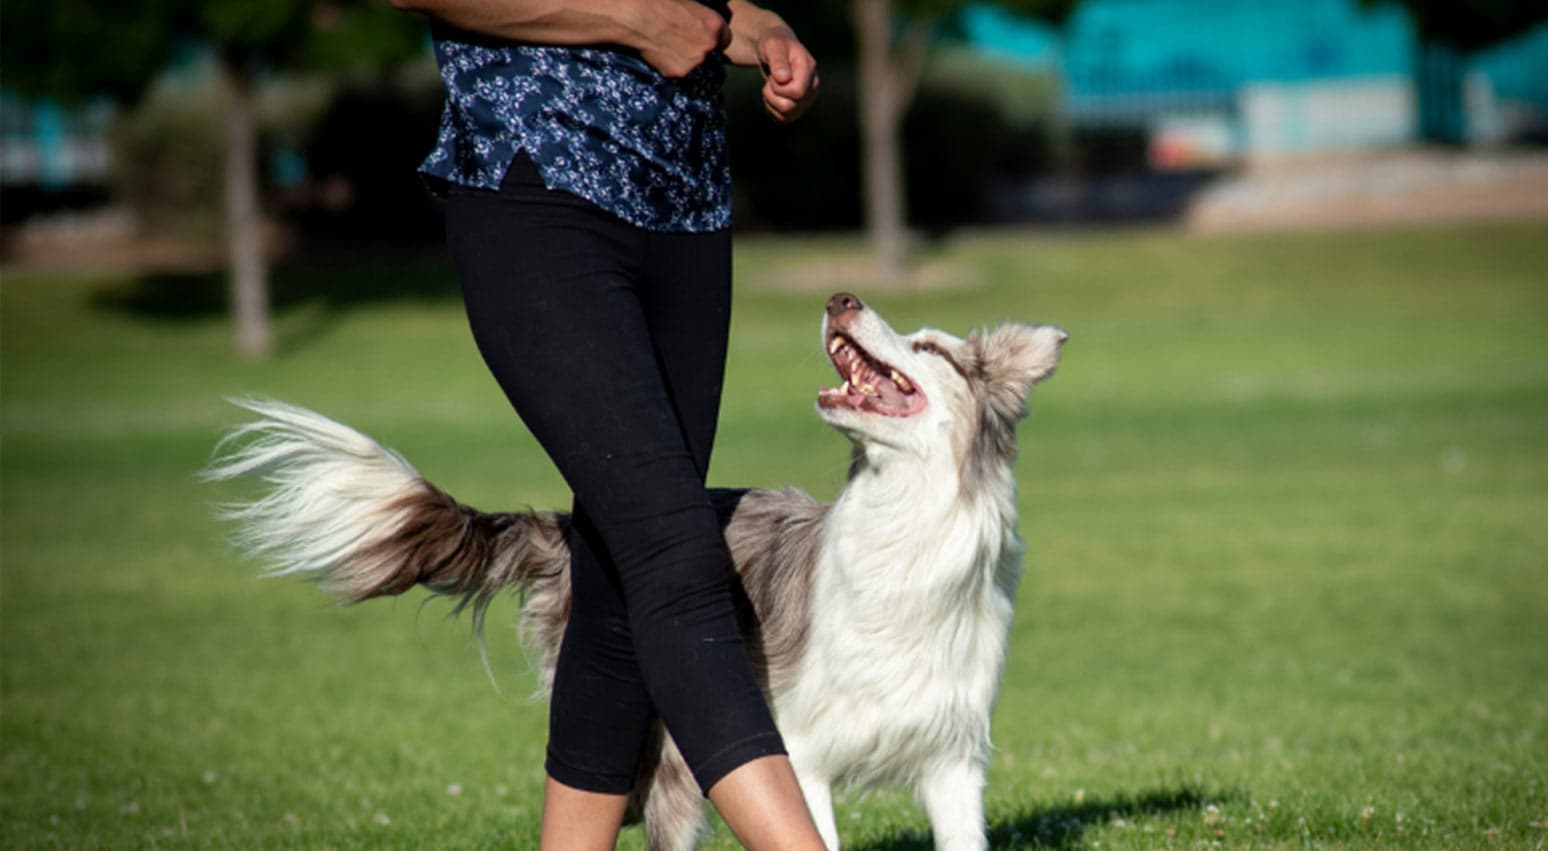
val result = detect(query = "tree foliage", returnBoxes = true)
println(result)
[0,0,422,104]
[1,0,184,102]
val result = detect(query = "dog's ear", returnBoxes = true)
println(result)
[970,323,1068,421]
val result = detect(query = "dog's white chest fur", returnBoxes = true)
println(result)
[776,461,1021,793]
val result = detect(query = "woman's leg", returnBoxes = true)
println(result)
[445,158,821,846]
[447,158,658,801]
[539,777,629,850]
[638,230,827,850]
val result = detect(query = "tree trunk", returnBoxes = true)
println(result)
[854,0,908,286]
[221,56,273,360]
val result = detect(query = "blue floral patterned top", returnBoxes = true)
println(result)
[419,18,732,233]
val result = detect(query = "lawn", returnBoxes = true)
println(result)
[3,221,1546,849]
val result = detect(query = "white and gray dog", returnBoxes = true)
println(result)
[208,293,1067,850]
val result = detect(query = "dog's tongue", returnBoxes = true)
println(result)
[876,378,909,410]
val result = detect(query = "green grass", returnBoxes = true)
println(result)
[4,221,1547,849]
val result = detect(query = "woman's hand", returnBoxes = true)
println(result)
[726,2,818,123]
[633,0,733,78]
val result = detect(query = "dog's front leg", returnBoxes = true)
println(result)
[918,760,988,851]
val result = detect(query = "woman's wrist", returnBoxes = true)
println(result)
[724,1,791,68]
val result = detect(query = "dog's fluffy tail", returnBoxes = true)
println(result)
[203,399,570,649]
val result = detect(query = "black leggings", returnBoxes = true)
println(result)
[444,154,784,796]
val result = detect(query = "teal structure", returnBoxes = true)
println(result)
[961,0,1548,153]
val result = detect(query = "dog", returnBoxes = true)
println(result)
[207,292,1066,850]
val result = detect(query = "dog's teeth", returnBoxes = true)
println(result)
[840,380,851,393]
[829,337,844,355]
[860,383,876,396]
[891,370,913,393]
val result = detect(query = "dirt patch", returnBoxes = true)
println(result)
[743,253,980,293]
[1186,150,1548,233]
[0,206,293,275]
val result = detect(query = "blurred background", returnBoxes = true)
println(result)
[2,0,1545,355]
[2,2,1547,848]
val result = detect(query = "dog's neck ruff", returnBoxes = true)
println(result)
[834,444,1021,605]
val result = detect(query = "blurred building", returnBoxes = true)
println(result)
[965,0,1548,168]
[1466,24,1548,145]
[0,93,113,189]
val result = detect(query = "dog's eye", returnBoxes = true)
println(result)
[911,339,971,379]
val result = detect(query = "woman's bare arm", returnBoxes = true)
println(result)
[390,0,816,113]
[726,1,818,122]
[389,0,730,77]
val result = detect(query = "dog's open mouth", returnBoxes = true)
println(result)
[818,332,927,417]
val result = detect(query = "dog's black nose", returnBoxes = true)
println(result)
[827,292,863,318]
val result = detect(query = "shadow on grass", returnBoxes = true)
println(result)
[87,246,459,352]
[858,786,1216,850]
